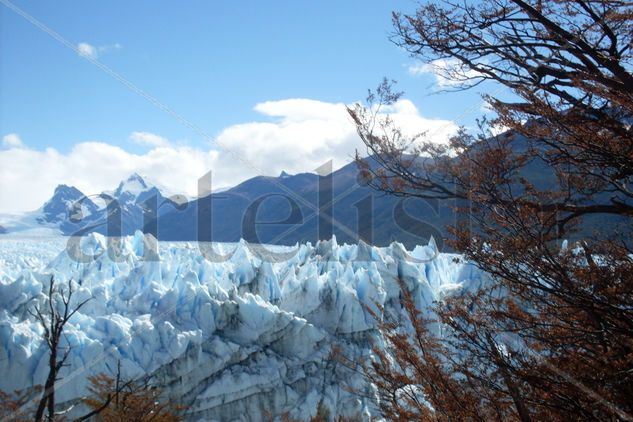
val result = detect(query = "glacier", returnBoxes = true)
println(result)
[0,232,486,420]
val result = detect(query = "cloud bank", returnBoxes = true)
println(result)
[0,98,457,213]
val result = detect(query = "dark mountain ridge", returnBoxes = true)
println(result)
[7,129,625,248]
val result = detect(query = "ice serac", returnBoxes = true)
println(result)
[0,233,486,420]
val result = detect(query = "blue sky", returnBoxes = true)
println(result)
[0,0,500,212]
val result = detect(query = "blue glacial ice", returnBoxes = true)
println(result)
[0,232,487,420]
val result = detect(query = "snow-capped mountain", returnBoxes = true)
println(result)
[0,174,179,237]
[4,151,612,246]
[0,232,487,420]
[110,173,175,210]
[37,184,99,226]
[0,159,460,247]
[112,172,151,202]
[99,173,181,236]
[0,184,97,237]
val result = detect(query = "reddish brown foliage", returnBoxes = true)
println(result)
[350,1,633,421]
[0,386,42,422]
[82,372,182,422]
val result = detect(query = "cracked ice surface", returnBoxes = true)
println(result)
[0,232,486,420]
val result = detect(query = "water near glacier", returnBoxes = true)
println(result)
[0,232,486,420]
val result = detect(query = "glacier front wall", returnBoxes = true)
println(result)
[0,232,486,420]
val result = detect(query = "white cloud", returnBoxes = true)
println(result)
[0,98,457,213]
[77,42,121,60]
[217,98,457,177]
[77,42,98,59]
[130,131,170,148]
[409,58,483,87]
[382,99,457,141]
[2,133,23,148]
[0,141,222,214]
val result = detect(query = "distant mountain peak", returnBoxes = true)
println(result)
[124,173,149,188]
[114,173,150,199]
[279,170,292,178]
[5,173,176,236]
[45,185,85,207]
[39,184,96,226]
[127,172,147,183]
[53,184,82,196]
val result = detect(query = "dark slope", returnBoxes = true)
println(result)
[151,161,456,249]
